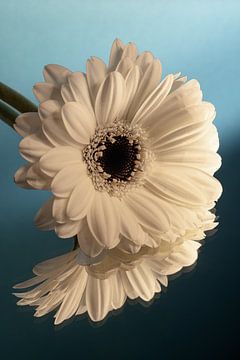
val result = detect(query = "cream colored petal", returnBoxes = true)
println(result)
[125,188,170,233]
[55,220,82,239]
[117,237,141,254]
[14,112,41,137]
[127,58,162,120]
[66,175,95,221]
[131,74,174,126]
[33,82,62,103]
[156,148,222,175]
[116,57,134,78]
[39,146,82,177]
[123,263,156,301]
[77,218,104,257]
[95,71,125,126]
[26,162,51,190]
[39,99,79,147]
[151,104,214,152]
[19,129,52,163]
[149,79,203,131]
[52,197,68,223]
[51,163,84,198]
[86,276,112,321]
[87,192,120,248]
[66,71,94,117]
[14,165,32,189]
[135,51,154,73]
[54,267,88,325]
[62,102,96,144]
[119,65,140,120]
[169,241,200,267]
[121,42,138,61]
[43,64,71,85]
[146,165,222,207]
[111,273,126,310]
[86,56,107,103]
[34,197,55,230]
[33,250,77,276]
[108,38,125,71]
[120,201,148,245]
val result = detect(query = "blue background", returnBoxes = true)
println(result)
[0,0,239,359]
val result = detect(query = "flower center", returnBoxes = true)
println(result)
[82,123,152,197]
[98,135,138,181]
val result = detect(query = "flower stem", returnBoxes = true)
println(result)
[0,82,37,114]
[0,100,20,128]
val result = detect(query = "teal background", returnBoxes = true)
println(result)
[0,0,239,359]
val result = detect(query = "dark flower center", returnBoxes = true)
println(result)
[98,135,139,181]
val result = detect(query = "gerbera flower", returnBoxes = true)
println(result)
[13,209,216,324]
[14,39,222,258]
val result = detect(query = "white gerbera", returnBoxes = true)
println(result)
[14,38,222,256]
[14,209,216,324]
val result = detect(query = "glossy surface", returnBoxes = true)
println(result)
[0,1,239,358]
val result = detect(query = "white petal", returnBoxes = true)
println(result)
[156,148,222,175]
[26,162,51,190]
[132,74,173,125]
[95,71,125,126]
[135,51,154,73]
[65,72,94,117]
[86,57,107,103]
[120,65,140,120]
[122,263,156,301]
[19,130,52,163]
[121,42,138,62]
[77,218,104,257]
[151,103,214,152]
[146,165,222,207]
[34,198,55,230]
[43,64,71,86]
[14,112,41,137]
[87,192,120,248]
[86,276,112,321]
[51,163,84,197]
[111,273,126,309]
[116,57,134,78]
[39,146,82,177]
[62,102,96,144]
[52,197,68,223]
[120,201,148,245]
[108,38,125,71]
[54,267,88,325]
[39,100,79,147]
[66,175,94,221]
[14,165,32,189]
[55,220,82,238]
[128,59,162,120]
[33,82,62,103]
[125,188,170,234]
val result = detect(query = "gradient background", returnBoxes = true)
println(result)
[0,0,239,359]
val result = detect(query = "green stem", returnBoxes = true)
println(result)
[0,82,37,113]
[0,100,20,128]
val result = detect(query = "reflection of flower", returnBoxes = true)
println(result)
[13,39,222,323]
[14,38,222,256]
[14,211,215,324]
